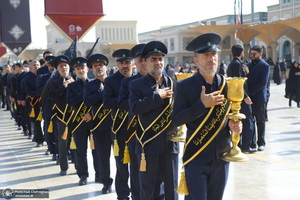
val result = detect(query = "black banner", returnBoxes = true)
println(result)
[64,36,77,61]
[0,0,31,56]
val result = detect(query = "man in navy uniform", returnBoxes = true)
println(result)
[66,57,99,185]
[103,49,134,200]
[129,41,179,200]
[16,63,30,137]
[84,54,113,193]
[247,45,270,151]
[118,44,147,200]
[23,60,44,147]
[49,55,74,176]
[37,56,58,157]
[11,63,24,131]
[172,33,242,200]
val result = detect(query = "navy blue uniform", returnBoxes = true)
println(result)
[49,76,73,173]
[20,73,32,138]
[118,73,142,200]
[173,72,231,200]
[23,72,44,145]
[11,73,21,129]
[84,78,113,187]
[1,73,10,110]
[16,72,30,135]
[129,74,179,200]
[37,73,57,155]
[103,71,130,200]
[66,78,99,179]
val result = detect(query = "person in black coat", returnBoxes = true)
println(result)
[129,41,179,200]
[36,56,58,158]
[84,54,113,193]
[247,45,270,151]
[1,65,12,111]
[226,44,255,153]
[173,33,242,200]
[273,62,281,85]
[49,55,74,176]
[118,44,163,200]
[67,57,99,186]
[22,60,44,147]
[103,49,134,200]
[287,61,300,107]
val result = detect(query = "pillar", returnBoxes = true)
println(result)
[270,41,279,62]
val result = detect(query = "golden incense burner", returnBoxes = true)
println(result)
[221,77,249,162]
[169,73,194,143]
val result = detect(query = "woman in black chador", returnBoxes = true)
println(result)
[273,62,281,85]
[286,61,300,107]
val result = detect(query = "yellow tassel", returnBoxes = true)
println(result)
[14,103,17,110]
[62,126,68,140]
[48,120,53,133]
[36,110,43,121]
[113,139,119,156]
[123,144,131,164]
[177,172,190,195]
[29,107,35,118]
[139,153,146,171]
[90,134,95,150]
[70,136,77,149]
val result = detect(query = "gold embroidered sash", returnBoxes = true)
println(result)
[182,77,231,166]
[71,102,92,133]
[56,104,74,125]
[125,115,138,143]
[136,76,174,148]
[111,109,128,134]
[90,104,112,132]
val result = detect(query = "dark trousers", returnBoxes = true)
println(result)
[5,93,11,111]
[24,103,32,136]
[16,104,22,128]
[251,102,266,147]
[185,159,229,200]
[239,101,254,150]
[138,153,179,200]
[1,94,5,107]
[20,105,29,132]
[128,139,140,200]
[30,118,44,144]
[93,128,113,185]
[56,120,69,171]
[113,133,130,199]
[73,122,99,178]
[44,116,57,154]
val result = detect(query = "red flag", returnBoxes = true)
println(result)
[44,0,104,41]
[0,45,6,58]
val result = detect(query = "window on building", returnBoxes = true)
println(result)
[283,0,291,3]
[170,38,175,51]
[182,37,194,51]
[164,39,168,49]
[102,48,111,55]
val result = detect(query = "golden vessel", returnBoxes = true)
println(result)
[221,77,249,162]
